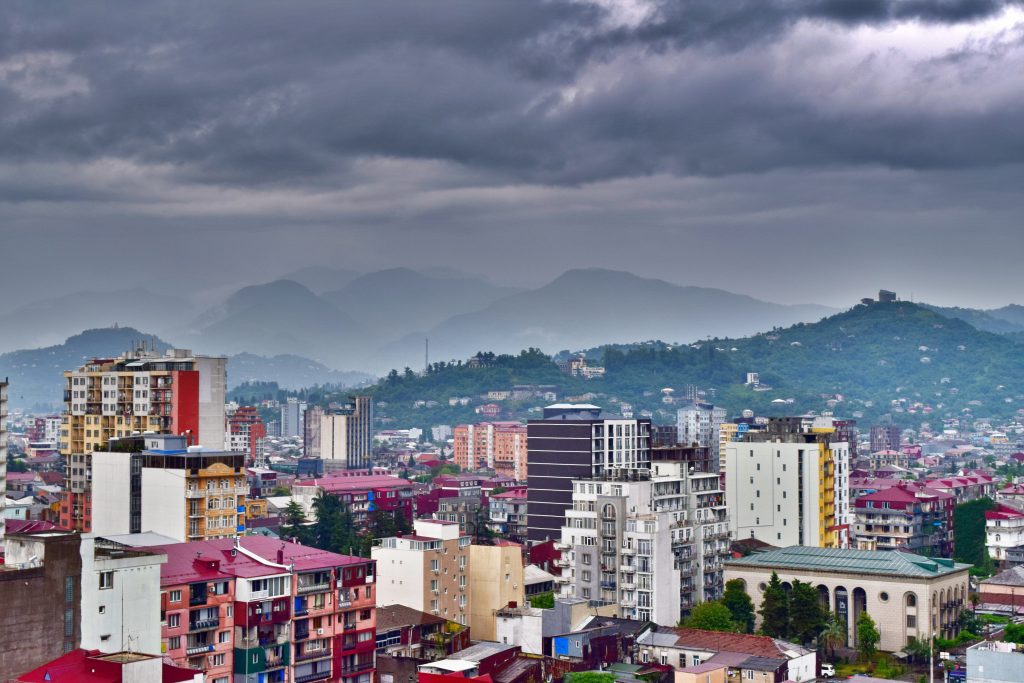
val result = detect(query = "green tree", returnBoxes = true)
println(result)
[856,611,880,662]
[758,572,790,638]
[530,591,555,609]
[953,498,996,567]
[789,580,827,645]
[682,600,737,632]
[904,636,931,665]
[272,485,291,497]
[723,579,756,633]
[564,673,615,683]
[819,612,847,661]
[280,500,309,544]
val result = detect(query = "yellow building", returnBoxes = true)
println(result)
[468,541,524,641]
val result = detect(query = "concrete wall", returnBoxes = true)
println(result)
[0,532,82,676]
[966,642,1024,683]
[469,544,524,641]
[80,536,166,654]
[141,468,186,541]
[91,452,133,536]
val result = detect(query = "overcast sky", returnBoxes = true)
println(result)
[2,0,1024,309]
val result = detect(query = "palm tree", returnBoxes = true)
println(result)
[819,611,847,662]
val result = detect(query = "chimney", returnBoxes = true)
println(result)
[277,547,285,564]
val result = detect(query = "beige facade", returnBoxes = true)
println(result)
[675,666,727,683]
[373,519,471,625]
[725,547,970,652]
[469,542,524,641]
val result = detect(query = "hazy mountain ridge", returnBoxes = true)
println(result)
[363,301,1024,429]
[372,268,837,370]
[922,303,1024,336]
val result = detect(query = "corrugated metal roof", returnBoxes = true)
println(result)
[725,545,970,577]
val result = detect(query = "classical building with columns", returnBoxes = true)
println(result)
[725,546,970,652]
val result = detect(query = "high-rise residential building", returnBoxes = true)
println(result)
[225,405,266,466]
[60,348,227,532]
[870,424,902,454]
[468,541,524,641]
[304,404,324,459]
[556,458,730,625]
[319,396,373,470]
[453,422,528,480]
[0,377,7,540]
[372,519,471,625]
[90,434,247,542]
[281,396,308,437]
[724,417,850,549]
[676,401,726,460]
[527,404,651,543]
[140,536,377,683]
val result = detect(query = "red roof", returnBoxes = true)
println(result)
[5,519,66,534]
[491,489,527,500]
[985,504,1024,521]
[304,474,412,494]
[13,649,199,682]
[140,537,370,586]
[665,627,789,659]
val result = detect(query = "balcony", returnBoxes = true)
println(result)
[553,558,570,568]
[295,628,311,641]
[296,647,332,662]
[185,644,213,656]
[298,581,331,594]
[185,489,205,499]
[295,672,333,683]
[621,598,636,608]
[340,662,375,674]
[619,565,636,573]
[620,546,636,555]
[189,618,219,632]
[621,581,636,590]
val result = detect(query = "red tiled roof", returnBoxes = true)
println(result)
[13,649,199,682]
[5,519,67,534]
[141,537,369,586]
[985,504,1024,521]
[665,627,788,659]
[490,490,527,500]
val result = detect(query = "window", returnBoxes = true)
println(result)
[65,576,74,603]
[168,636,181,650]
[168,613,180,628]
[219,631,230,643]
[99,606,106,614]
[99,571,114,590]
[64,609,74,636]
[211,654,225,666]
[907,615,916,628]
[746,671,754,680]
[170,590,182,602]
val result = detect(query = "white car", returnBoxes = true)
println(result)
[820,664,835,678]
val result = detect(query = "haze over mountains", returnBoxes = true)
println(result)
[8,264,1024,412]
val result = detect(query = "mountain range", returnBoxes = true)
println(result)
[2,267,841,378]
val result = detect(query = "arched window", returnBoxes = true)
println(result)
[602,504,616,519]
[906,593,917,607]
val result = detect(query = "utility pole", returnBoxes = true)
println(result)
[929,631,934,683]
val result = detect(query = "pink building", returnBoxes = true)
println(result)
[143,537,376,683]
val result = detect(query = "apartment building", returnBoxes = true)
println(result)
[60,348,227,532]
[675,401,726,460]
[319,396,374,470]
[453,422,528,480]
[373,519,471,626]
[90,434,247,542]
[987,504,1024,567]
[854,483,954,556]
[724,418,850,548]
[468,541,524,641]
[226,406,266,466]
[292,474,414,527]
[143,536,376,683]
[527,404,651,543]
[280,397,307,438]
[489,489,528,542]
[557,459,731,625]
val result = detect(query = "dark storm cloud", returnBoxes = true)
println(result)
[1,0,1023,188]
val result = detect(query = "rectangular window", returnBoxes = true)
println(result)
[211,654,225,666]
[65,576,74,603]
[168,636,181,649]
[170,590,182,602]
[64,609,74,636]
[99,571,114,590]
[168,613,180,628]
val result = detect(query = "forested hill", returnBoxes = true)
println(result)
[361,301,1024,432]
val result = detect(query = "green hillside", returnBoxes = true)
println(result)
[357,301,1024,432]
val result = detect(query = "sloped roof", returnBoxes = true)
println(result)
[647,627,787,659]
[982,565,1024,588]
[376,603,445,631]
[725,545,970,578]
